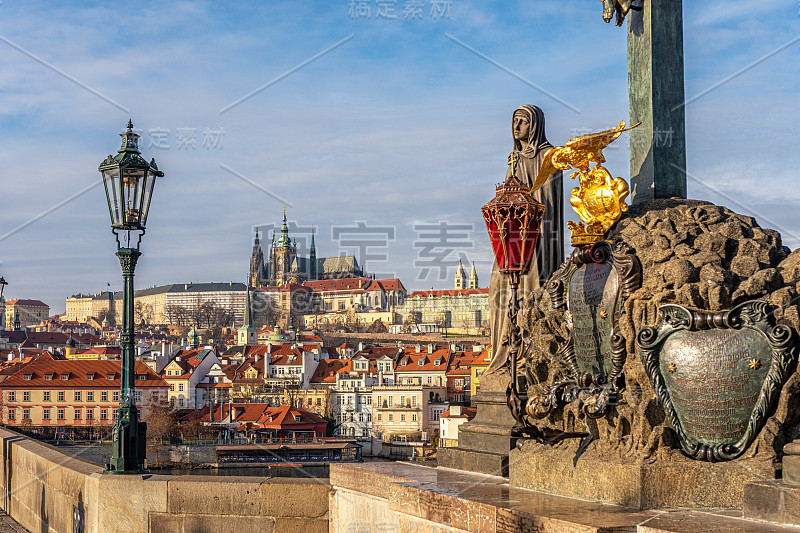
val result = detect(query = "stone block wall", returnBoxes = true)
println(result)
[0,428,330,532]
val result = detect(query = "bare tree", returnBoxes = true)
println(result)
[144,403,176,444]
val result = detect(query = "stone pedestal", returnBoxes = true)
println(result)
[438,371,517,477]
[509,439,775,509]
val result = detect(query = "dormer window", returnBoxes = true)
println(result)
[138,375,146,381]
[434,359,441,366]
[86,374,94,380]
[60,374,69,381]
[418,359,424,366]
[44,374,53,381]
[23,374,32,381]
[294,415,301,422]
[106,374,114,380]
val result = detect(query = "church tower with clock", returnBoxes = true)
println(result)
[269,209,296,286]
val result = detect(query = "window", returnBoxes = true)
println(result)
[57,391,65,402]
[179,384,184,392]
[113,391,119,402]
[60,374,68,381]
[74,391,82,402]
[8,410,14,421]
[106,374,114,380]
[23,374,31,381]
[7,392,15,402]
[359,413,364,422]
[178,399,184,407]
[367,414,372,422]
[57,409,65,420]
[388,396,393,407]
[101,392,108,402]
[86,409,94,420]
[400,395,405,406]
[388,414,393,422]
[377,413,382,421]
[138,375,146,381]
[169,398,175,407]
[43,409,50,420]
[44,374,52,381]
[294,415,301,422]
[100,410,107,420]
[412,396,417,407]
[412,414,417,422]
[43,391,50,401]
[169,383,175,391]
[87,392,94,402]
[86,374,94,381]
[316,398,321,406]
[135,391,141,403]
[113,410,118,420]
[400,414,406,422]
[427,376,432,384]
[22,392,30,402]
[74,409,81,420]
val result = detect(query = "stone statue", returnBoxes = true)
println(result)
[486,105,563,377]
[601,0,644,26]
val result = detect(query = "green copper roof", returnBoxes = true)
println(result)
[276,208,292,248]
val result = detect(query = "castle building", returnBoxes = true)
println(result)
[249,210,365,288]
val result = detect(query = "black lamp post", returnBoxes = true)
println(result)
[0,276,7,330]
[100,120,163,474]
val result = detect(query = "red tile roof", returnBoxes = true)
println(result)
[4,299,48,307]
[407,288,489,298]
[303,277,372,292]
[441,406,477,419]
[310,359,349,383]
[0,352,167,389]
[364,278,406,292]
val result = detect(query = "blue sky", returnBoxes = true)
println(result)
[1,1,799,314]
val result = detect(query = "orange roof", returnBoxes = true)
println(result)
[1,352,167,389]
[407,288,489,298]
[5,299,48,307]
[303,277,372,292]
[203,403,326,427]
[395,348,451,372]
[441,406,477,419]
[364,278,406,292]
[310,359,349,383]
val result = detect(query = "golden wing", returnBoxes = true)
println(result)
[565,121,639,152]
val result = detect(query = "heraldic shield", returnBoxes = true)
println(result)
[637,300,796,462]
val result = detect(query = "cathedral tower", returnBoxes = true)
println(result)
[454,259,467,290]
[468,261,479,289]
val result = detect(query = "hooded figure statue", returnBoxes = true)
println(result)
[486,104,564,377]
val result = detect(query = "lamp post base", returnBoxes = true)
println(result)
[104,405,148,475]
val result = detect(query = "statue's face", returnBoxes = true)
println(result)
[513,113,530,141]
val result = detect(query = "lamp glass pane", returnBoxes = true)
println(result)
[122,168,145,226]
[102,167,121,226]
[139,172,154,227]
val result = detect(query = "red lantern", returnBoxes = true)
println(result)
[482,176,546,283]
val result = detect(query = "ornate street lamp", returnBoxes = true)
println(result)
[481,174,545,429]
[100,120,163,474]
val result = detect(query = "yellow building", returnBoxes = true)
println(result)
[469,347,491,398]
[4,299,50,330]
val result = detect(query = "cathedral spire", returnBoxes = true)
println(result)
[454,259,467,290]
[469,261,479,289]
[277,208,291,247]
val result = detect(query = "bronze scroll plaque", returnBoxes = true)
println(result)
[638,301,796,462]
[660,328,770,446]
[528,241,640,420]
[568,261,619,377]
